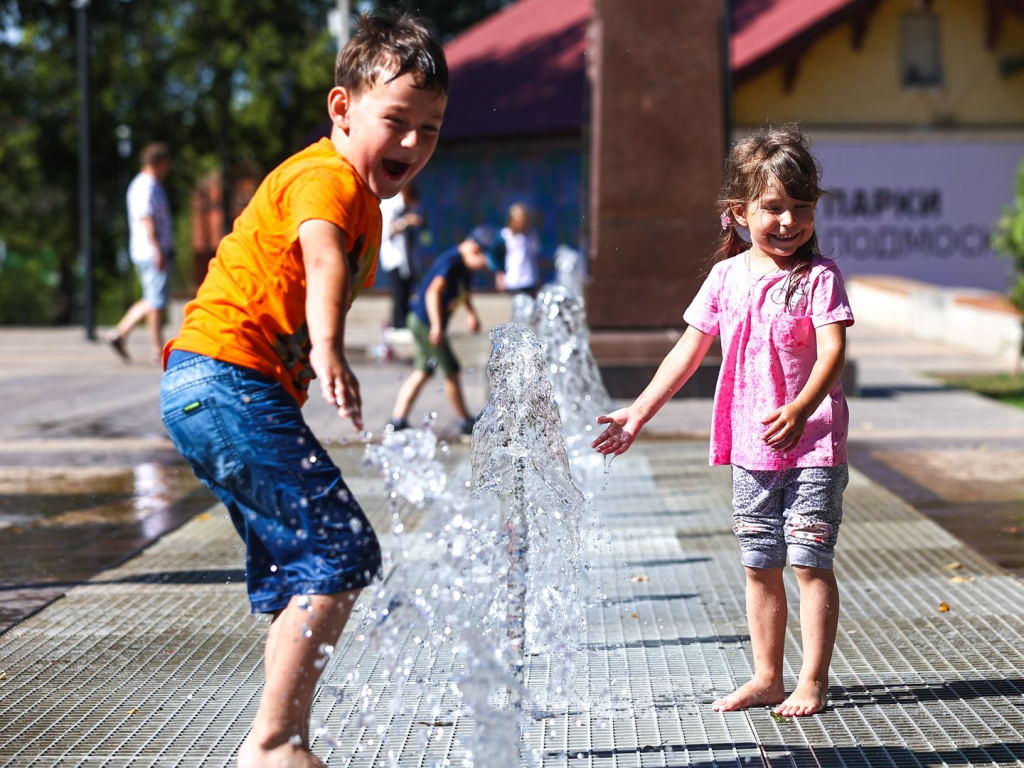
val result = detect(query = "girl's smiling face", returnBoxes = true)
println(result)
[734,180,817,261]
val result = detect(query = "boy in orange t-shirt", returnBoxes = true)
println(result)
[160,12,447,766]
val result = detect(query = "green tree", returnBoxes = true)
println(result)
[370,0,512,40]
[0,0,500,325]
[994,158,1024,313]
[1,0,338,324]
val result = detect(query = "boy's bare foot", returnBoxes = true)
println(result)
[712,676,785,712]
[773,679,828,717]
[237,736,327,768]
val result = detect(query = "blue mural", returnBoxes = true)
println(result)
[376,142,584,289]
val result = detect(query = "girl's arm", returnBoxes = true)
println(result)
[593,326,715,455]
[761,322,846,453]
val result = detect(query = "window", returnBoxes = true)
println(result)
[902,11,943,88]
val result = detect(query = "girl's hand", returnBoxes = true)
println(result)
[592,408,643,456]
[760,403,808,454]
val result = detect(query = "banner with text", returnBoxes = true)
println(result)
[812,141,1023,292]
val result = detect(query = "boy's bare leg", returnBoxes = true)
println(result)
[391,369,431,421]
[712,566,787,712]
[775,566,838,717]
[238,591,359,768]
[443,373,469,421]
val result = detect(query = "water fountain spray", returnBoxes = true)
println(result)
[530,284,615,469]
[472,324,587,711]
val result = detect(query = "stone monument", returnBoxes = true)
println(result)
[586,0,726,395]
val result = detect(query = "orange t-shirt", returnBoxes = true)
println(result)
[168,139,381,405]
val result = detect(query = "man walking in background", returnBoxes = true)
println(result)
[106,142,174,365]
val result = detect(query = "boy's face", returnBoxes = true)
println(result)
[329,71,447,200]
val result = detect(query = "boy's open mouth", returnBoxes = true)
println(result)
[382,159,411,179]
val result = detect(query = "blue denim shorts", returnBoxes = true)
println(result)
[161,350,381,614]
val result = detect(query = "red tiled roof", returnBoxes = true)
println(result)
[732,0,874,79]
[442,0,867,141]
[441,0,593,141]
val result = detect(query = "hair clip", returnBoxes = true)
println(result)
[720,211,731,231]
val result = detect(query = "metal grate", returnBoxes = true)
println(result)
[2,443,1024,766]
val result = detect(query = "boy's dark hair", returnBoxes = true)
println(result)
[335,11,448,97]
[140,142,170,168]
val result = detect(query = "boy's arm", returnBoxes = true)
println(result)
[463,290,480,334]
[298,219,362,430]
[425,276,446,345]
[761,322,846,453]
[593,325,715,455]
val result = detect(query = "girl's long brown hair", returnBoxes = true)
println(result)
[715,124,825,308]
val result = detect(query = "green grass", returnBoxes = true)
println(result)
[936,373,1024,410]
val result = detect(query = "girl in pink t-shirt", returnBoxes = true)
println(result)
[593,125,854,718]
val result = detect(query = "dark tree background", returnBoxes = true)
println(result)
[0,0,505,324]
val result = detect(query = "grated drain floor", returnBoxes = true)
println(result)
[2,443,1023,766]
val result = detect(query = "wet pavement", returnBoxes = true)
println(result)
[3,297,1024,764]
[0,434,212,630]
[5,440,1024,766]
[3,298,1024,623]
[0,306,497,635]
[2,300,1024,639]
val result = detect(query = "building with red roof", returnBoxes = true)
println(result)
[412,0,1024,292]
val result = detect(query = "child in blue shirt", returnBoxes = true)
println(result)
[387,226,494,435]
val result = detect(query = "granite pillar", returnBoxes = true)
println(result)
[586,0,726,331]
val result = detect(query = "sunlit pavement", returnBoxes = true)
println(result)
[4,439,1024,765]
[3,298,1024,764]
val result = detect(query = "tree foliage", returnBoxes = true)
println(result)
[1,0,339,323]
[0,0,500,325]
[993,159,1024,313]
[370,0,512,40]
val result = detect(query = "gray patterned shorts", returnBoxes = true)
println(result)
[731,464,848,570]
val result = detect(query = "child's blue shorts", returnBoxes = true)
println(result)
[160,350,381,614]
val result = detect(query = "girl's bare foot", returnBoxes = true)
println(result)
[773,678,828,717]
[237,736,327,768]
[712,676,785,712]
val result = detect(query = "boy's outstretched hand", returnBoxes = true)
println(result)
[592,408,643,456]
[312,346,363,431]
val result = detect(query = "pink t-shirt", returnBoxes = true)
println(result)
[683,253,855,470]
